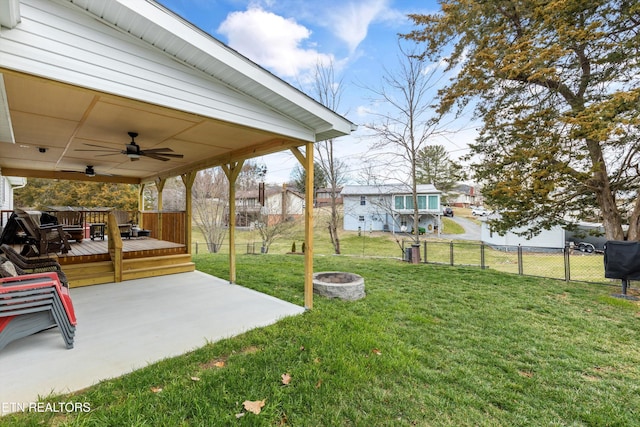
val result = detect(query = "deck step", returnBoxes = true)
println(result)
[62,255,195,288]
[123,262,195,281]
[63,261,115,288]
[122,254,193,270]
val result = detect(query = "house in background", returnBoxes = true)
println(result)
[315,187,342,207]
[448,184,482,208]
[234,185,304,227]
[481,215,609,252]
[342,184,442,234]
[480,218,566,250]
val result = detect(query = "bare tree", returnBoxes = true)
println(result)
[192,168,228,253]
[311,61,348,254]
[254,187,298,253]
[364,42,448,243]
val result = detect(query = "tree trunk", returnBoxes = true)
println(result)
[592,171,624,240]
[625,194,640,241]
[328,181,341,254]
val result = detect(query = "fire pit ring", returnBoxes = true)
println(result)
[313,272,365,301]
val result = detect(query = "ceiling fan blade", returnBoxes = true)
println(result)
[75,148,122,153]
[144,152,184,158]
[142,153,171,161]
[76,143,121,152]
[141,148,175,153]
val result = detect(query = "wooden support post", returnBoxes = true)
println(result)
[138,184,145,230]
[222,161,244,283]
[155,178,166,240]
[291,144,314,309]
[181,171,197,255]
[107,212,123,282]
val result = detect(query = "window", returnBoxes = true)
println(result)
[405,196,414,210]
[417,195,426,209]
[359,215,365,222]
[428,195,439,210]
[360,196,366,206]
[395,196,404,209]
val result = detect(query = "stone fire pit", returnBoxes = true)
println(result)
[313,272,365,301]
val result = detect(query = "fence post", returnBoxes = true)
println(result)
[564,243,570,282]
[480,243,486,269]
[450,241,454,266]
[195,242,198,254]
[518,244,523,275]
[423,240,427,264]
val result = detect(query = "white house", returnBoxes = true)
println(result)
[0,171,25,224]
[448,183,482,208]
[342,184,442,234]
[234,185,304,226]
[480,219,566,249]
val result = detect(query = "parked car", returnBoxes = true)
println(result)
[443,207,454,217]
[471,207,488,216]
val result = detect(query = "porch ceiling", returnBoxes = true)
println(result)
[0,70,304,185]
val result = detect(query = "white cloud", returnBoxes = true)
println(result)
[217,7,333,78]
[325,0,389,53]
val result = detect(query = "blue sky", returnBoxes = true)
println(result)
[157,0,474,184]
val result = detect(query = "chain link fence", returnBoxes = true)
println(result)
[401,240,614,287]
[191,238,623,289]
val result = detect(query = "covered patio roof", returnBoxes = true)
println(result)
[0,0,355,184]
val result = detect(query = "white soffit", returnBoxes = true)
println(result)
[0,0,21,28]
[0,74,15,144]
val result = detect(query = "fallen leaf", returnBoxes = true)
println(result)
[299,345,305,351]
[214,361,225,368]
[372,348,382,355]
[243,399,266,415]
[315,379,323,389]
[235,413,245,419]
[281,373,291,385]
[518,371,534,378]
[150,386,163,393]
[190,376,201,382]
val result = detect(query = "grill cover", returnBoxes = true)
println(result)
[604,240,640,279]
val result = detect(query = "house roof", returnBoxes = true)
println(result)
[341,184,441,196]
[0,0,355,185]
[235,185,303,200]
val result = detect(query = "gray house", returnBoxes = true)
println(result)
[342,184,442,234]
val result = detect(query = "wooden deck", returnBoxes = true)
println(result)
[10,237,194,287]
[55,236,187,265]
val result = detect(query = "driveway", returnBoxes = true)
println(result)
[441,215,481,241]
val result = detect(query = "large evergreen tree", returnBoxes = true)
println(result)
[416,144,465,196]
[405,0,640,239]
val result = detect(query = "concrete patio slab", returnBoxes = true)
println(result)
[0,271,305,412]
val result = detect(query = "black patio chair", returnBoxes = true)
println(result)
[0,244,69,288]
[14,209,70,256]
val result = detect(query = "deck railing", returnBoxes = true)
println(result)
[1,209,186,245]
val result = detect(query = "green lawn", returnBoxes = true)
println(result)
[4,255,640,426]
